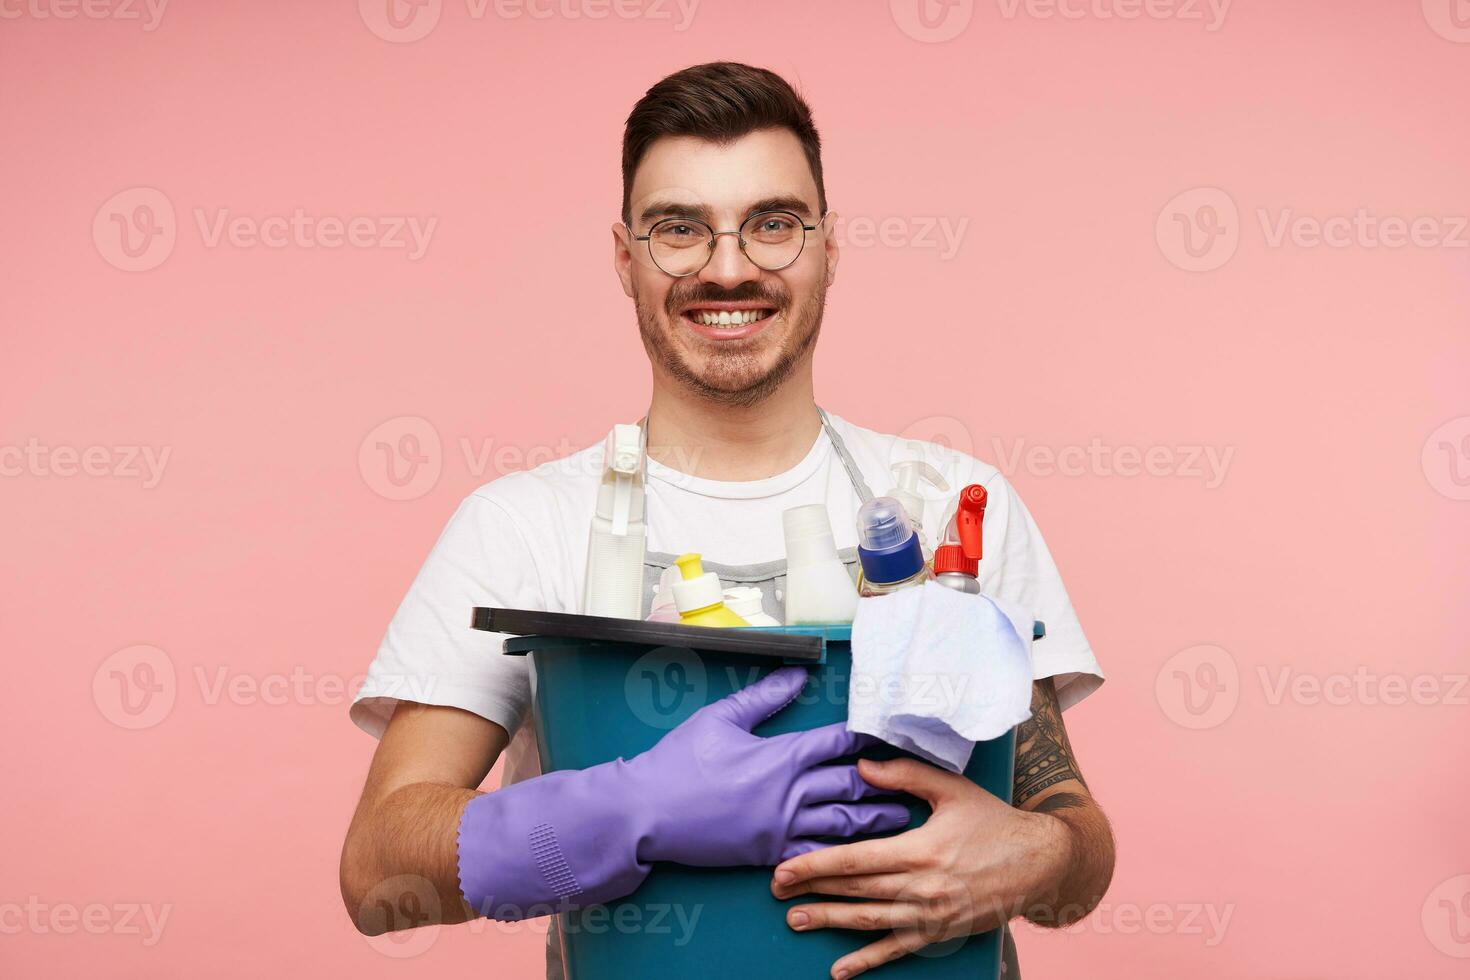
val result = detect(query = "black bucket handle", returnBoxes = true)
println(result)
[472,607,825,662]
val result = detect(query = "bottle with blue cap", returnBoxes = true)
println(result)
[855,495,934,597]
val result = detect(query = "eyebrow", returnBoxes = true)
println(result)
[636,195,817,227]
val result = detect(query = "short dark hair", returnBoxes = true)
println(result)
[621,62,826,226]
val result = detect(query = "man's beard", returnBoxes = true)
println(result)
[635,278,825,409]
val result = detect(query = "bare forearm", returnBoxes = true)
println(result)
[1012,677,1116,927]
[341,781,480,934]
[1028,796,1115,926]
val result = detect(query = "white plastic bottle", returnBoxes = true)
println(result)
[723,586,782,627]
[782,503,860,624]
[582,424,648,619]
[888,456,950,561]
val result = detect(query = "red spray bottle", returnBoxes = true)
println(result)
[932,484,988,594]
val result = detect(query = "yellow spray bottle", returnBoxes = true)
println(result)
[671,553,750,627]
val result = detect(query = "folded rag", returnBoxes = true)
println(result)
[848,581,1034,772]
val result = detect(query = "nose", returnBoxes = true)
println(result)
[696,230,761,289]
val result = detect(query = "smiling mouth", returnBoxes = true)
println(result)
[679,307,778,328]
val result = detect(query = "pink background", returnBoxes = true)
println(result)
[3,0,1468,976]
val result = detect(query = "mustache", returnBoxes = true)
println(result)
[665,281,788,314]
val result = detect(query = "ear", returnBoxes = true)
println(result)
[612,222,636,298]
[820,212,840,287]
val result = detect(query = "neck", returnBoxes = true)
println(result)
[645,370,821,482]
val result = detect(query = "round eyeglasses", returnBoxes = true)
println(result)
[631,210,826,278]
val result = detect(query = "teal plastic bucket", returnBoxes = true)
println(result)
[502,624,1017,980]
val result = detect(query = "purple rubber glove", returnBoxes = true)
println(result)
[457,666,909,920]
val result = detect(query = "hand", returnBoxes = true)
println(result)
[769,756,1073,979]
[630,667,912,867]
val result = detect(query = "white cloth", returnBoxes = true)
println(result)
[850,583,1036,772]
[351,411,1104,789]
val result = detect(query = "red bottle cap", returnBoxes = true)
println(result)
[933,543,978,577]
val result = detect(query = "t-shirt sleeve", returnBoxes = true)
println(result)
[974,471,1104,711]
[349,491,548,740]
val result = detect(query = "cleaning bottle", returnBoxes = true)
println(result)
[582,423,647,619]
[671,553,750,627]
[888,455,950,560]
[933,484,988,595]
[645,564,684,623]
[723,586,782,627]
[782,503,860,624]
[855,496,933,596]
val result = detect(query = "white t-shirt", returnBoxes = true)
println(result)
[351,411,1103,763]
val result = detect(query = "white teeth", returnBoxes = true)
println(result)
[692,309,770,327]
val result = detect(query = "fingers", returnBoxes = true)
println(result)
[786,901,923,933]
[770,722,874,769]
[771,871,911,901]
[790,802,911,840]
[708,666,809,731]
[855,757,967,805]
[828,928,932,979]
[772,835,911,889]
[792,765,885,806]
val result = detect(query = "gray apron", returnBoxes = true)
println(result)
[640,406,874,622]
[545,406,1021,979]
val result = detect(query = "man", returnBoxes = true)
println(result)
[340,62,1113,979]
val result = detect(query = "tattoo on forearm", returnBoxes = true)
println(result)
[1013,677,1088,808]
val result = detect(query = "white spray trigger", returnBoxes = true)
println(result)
[889,456,949,529]
[608,423,644,536]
